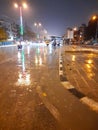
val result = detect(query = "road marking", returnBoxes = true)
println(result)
[59,71,63,75]
[36,86,61,122]
[59,55,64,74]
[61,82,75,89]
[80,97,98,113]
[59,64,63,68]
[61,81,98,113]
[59,54,68,82]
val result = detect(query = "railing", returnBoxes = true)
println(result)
[0,41,14,46]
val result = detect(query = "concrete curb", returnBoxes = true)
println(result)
[59,54,68,82]
[65,47,98,54]
[0,44,17,48]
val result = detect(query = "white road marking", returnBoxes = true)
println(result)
[59,71,63,75]
[62,81,98,113]
[59,64,63,68]
[61,81,75,89]
[36,86,61,122]
[80,97,98,113]
[59,55,63,76]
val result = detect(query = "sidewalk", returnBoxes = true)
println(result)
[64,45,98,53]
[0,44,17,64]
[0,44,16,48]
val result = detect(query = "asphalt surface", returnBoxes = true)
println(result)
[0,44,98,130]
[60,45,98,112]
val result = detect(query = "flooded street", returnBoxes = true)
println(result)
[0,44,98,130]
[0,44,61,130]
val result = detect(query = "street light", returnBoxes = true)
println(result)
[14,2,28,41]
[34,22,42,42]
[92,15,97,20]
[73,27,77,31]
[92,15,98,41]
[73,27,78,43]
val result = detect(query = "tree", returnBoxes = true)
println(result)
[0,28,8,41]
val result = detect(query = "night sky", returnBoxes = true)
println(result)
[0,0,98,36]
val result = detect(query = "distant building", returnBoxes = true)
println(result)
[63,24,87,44]
[64,27,74,40]
[78,24,87,41]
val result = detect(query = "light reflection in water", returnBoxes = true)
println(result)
[87,59,93,64]
[18,72,30,86]
[27,45,30,55]
[39,57,42,65]
[34,44,56,67]
[86,64,91,69]
[35,56,38,64]
[17,51,21,63]
[36,46,40,54]
[34,46,48,66]
[72,55,76,61]
[35,55,42,66]
[85,59,95,79]
[16,50,31,86]
[21,50,25,71]
[48,44,52,54]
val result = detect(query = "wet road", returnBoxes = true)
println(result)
[0,44,98,130]
[63,45,98,102]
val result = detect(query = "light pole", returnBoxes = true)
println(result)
[14,2,27,41]
[92,15,98,41]
[34,22,42,42]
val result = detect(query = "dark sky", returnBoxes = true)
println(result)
[1,0,98,36]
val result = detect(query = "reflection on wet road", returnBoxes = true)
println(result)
[0,44,62,130]
[16,50,31,86]
[0,44,98,130]
[64,49,98,102]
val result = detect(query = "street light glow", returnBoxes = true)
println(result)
[73,27,77,31]
[14,3,18,8]
[92,15,97,20]
[39,23,41,26]
[14,2,27,9]
[34,22,42,27]
[34,23,37,26]
[22,2,28,9]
